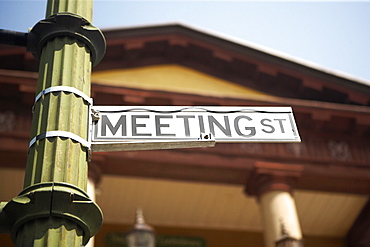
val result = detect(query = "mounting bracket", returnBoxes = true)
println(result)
[27,12,106,67]
[0,182,103,246]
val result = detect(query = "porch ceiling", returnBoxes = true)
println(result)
[0,168,367,238]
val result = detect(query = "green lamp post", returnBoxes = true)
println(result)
[0,0,105,246]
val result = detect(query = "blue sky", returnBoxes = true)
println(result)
[1,1,370,84]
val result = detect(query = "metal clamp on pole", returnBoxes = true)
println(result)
[29,130,91,150]
[0,182,103,246]
[34,86,93,105]
[29,131,92,161]
[27,12,106,67]
[33,85,93,113]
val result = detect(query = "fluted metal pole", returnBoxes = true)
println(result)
[17,1,98,246]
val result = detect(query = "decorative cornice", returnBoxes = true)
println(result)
[245,161,304,198]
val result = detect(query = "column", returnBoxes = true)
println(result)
[15,0,103,246]
[245,162,304,247]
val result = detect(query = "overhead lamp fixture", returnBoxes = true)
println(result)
[126,207,156,247]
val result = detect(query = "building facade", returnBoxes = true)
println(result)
[1,23,370,246]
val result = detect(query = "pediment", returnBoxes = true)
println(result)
[1,23,369,105]
[92,64,267,99]
[95,24,370,106]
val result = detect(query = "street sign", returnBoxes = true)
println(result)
[90,106,300,152]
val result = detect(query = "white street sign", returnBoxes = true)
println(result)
[90,106,300,152]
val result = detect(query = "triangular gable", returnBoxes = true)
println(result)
[92,64,267,99]
[97,23,370,106]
